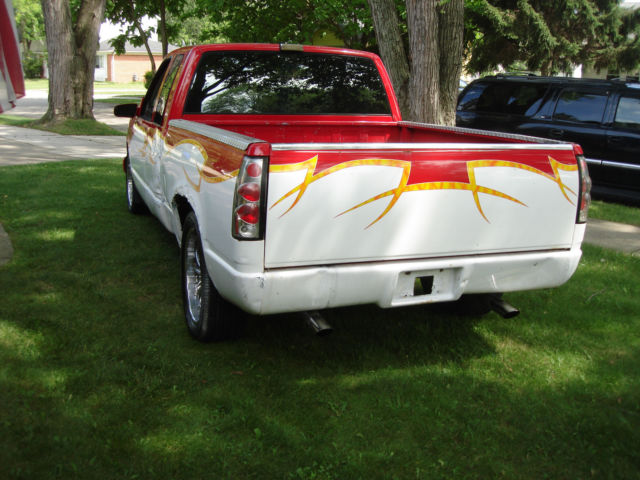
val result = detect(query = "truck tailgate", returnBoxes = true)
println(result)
[264,143,580,269]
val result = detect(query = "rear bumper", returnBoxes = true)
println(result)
[205,225,585,315]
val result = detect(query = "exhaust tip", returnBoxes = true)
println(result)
[489,295,520,319]
[301,311,333,336]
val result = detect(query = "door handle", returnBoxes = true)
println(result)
[550,128,564,137]
[609,136,624,144]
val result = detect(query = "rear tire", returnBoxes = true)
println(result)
[181,212,242,342]
[125,160,147,214]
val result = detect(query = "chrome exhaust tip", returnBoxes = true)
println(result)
[301,311,333,336]
[489,295,520,319]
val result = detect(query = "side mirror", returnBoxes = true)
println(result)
[114,103,138,118]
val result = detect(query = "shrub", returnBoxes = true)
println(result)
[144,70,154,89]
[22,52,46,79]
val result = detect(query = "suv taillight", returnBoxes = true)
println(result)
[232,156,267,240]
[575,146,591,224]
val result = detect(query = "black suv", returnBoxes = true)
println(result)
[456,75,640,202]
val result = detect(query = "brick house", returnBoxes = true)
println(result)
[96,40,179,83]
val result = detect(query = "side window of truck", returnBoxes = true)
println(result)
[153,54,184,124]
[613,95,640,131]
[553,89,608,124]
[140,59,171,122]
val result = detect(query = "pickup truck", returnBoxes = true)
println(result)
[114,43,591,342]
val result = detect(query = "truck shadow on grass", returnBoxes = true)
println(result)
[240,303,497,370]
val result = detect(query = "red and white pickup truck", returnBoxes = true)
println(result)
[115,43,591,341]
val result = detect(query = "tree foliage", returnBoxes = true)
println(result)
[12,0,45,50]
[184,0,462,124]
[182,0,377,50]
[105,0,171,72]
[465,0,640,75]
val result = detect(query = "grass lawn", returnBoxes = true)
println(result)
[589,199,640,226]
[0,114,125,136]
[0,159,639,479]
[95,95,143,105]
[24,79,146,94]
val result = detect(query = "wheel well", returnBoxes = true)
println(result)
[173,195,193,227]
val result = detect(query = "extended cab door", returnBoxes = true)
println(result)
[129,55,183,203]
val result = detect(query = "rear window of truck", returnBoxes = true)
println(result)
[183,50,391,115]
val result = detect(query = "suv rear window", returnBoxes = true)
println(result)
[184,50,391,115]
[553,89,607,124]
[614,96,640,131]
[458,82,547,117]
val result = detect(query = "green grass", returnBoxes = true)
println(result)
[23,79,49,90]
[93,81,147,94]
[1,160,639,479]
[0,114,34,127]
[34,118,126,136]
[95,95,143,105]
[24,79,146,94]
[590,199,640,226]
[0,114,124,136]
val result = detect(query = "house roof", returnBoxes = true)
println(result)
[98,39,181,54]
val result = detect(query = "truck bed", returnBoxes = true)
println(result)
[175,118,582,269]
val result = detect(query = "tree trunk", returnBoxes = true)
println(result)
[437,0,464,126]
[367,0,410,117]
[129,0,156,73]
[407,0,440,123]
[40,0,105,123]
[159,0,168,57]
[369,0,464,125]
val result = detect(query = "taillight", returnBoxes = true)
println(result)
[575,146,591,224]
[232,156,267,240]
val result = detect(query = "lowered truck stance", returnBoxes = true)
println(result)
[115,44,591,341]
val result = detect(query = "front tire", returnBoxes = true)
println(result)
[181,212,241,342]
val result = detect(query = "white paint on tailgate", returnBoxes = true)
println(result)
[265,160,579,268]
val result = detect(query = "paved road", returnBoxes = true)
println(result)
[0,90,129,166]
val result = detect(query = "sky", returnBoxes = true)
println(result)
[100,17,157,42]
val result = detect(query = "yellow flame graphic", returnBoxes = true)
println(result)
[270,155,578,227]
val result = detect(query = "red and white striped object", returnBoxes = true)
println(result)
[0,0,25,113]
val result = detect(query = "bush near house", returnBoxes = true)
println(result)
[22,52,46,79]
[144,70,154,89]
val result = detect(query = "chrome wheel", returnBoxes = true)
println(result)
[126,169,134,208]
[181,212,243,341]
[125,160,146,214]
[184,230,203,325]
